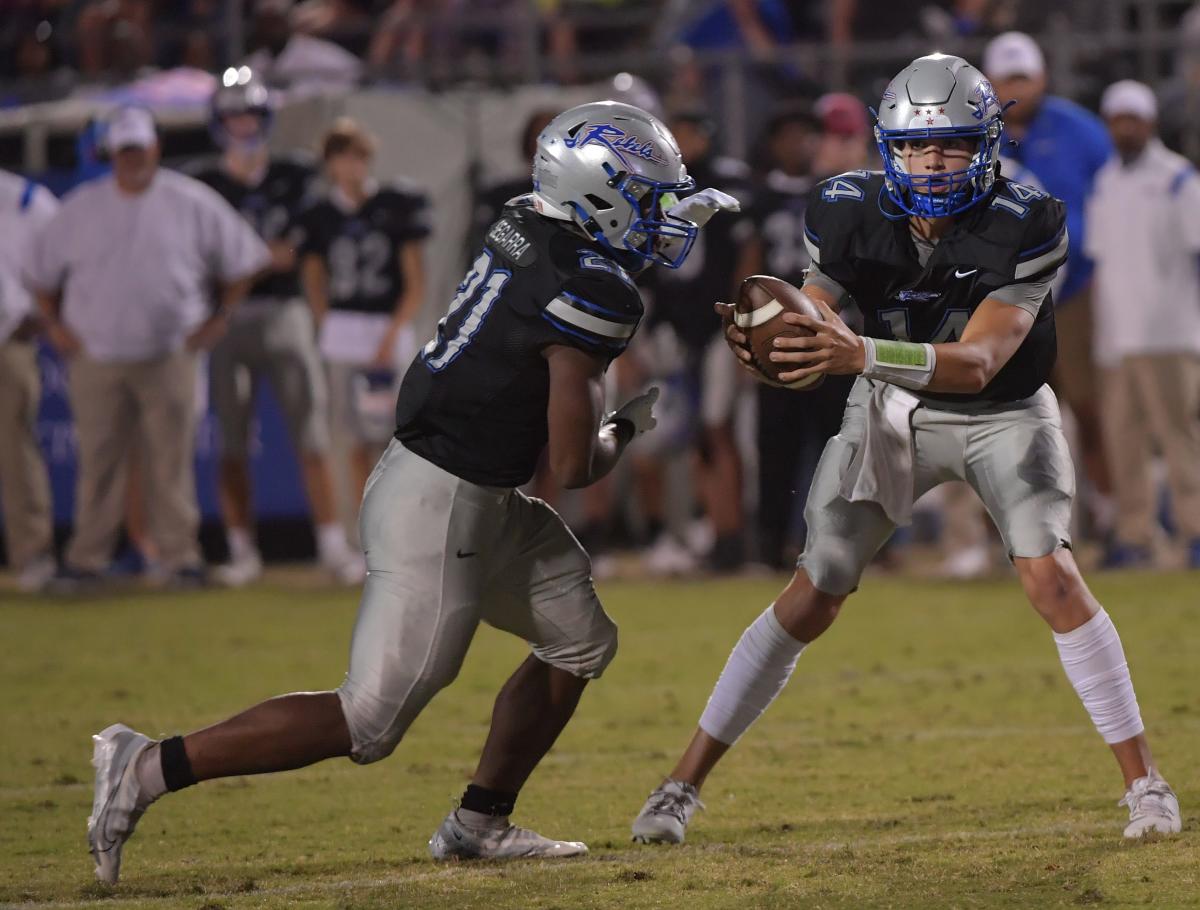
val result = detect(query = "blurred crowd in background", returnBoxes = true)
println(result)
[2,0,1200,593]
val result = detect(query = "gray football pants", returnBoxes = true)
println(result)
[336,440,618,764]
[209,299,331,458]
[799,378,1075,596]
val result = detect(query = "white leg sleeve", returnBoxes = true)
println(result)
[1053,609,1144,745]
[698,605,807,746]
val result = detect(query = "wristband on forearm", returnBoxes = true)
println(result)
[860,337,936,390]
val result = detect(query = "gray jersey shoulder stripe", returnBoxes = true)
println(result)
[545,295,637,340]
[803,231,821,265]
[1014,228,1069,280]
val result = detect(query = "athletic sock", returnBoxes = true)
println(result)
[698,604,807,746]
[458,784,517,828]
[227,526,258,563]
[1053,609,1144,744]
[133,743,167,810]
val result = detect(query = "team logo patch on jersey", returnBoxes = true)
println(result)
[487,218,538,267]
[563,123,665,169]
[896,289,941,302]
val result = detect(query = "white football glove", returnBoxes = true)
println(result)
[654,188,742,266]
[604,385,659,439]
[666,187,741,228]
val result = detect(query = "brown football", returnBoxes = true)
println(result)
[734,274,825,389]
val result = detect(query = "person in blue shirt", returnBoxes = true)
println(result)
[984,30,1115,535]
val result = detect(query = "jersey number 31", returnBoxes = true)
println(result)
[423,250,511,371]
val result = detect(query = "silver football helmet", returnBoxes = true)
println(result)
[209,66,273,150]
[874,53,1004,217]
[532,101,697,268]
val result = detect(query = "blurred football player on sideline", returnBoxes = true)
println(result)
[87,101,739,882]
[636,110,756,573]
[0,168,58,591]
[194,68,363,586]
[633,55,1180,843]
[299,118,430,499]
[742,103,856,570]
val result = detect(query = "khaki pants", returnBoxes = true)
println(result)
[1100,353,1200,547]
[65,351,201,572]
[0,341,52,569]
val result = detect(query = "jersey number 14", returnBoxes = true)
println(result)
[422,249,511,371]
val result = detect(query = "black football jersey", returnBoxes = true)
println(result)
[298,185,431,315]
[748,169,814,288]
[394,197,645,487]
[644,156,755,351]
[804,170,1066,403]
[192,155,316,300]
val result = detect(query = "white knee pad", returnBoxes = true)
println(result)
[698,605,807,746]
[1053,609,1144,744]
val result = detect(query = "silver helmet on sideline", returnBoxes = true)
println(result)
[532,101,697,268]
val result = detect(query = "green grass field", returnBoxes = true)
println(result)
[1,571,1197,909]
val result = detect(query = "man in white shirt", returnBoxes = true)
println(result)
[26,106,270,590]
[1085,80,1200,570]
[0,170,58,591]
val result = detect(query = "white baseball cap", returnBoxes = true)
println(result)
[1100,79,1158,121]
[105,106,158,152]
[983,31,1045,80]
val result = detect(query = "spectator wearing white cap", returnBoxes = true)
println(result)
[983,31,1115,537]
[26,106,270,591]
[1085,80,1200,570]
[0,169,58,592]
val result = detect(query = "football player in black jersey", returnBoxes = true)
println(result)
[744,103,858,570]
[299,118,430,497]
[194,68,363,587]
[633,55,1180,843]
[637,111,757,572]
[86,101,740,882]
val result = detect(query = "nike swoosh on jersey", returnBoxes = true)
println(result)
[456,549,478,558]
[954,268,978,278]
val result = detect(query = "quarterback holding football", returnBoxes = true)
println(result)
[633,54,1181,844]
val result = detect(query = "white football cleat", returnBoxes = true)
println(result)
[939,543,991,579]
[214,551,263,588]
[88,723,153,884]
[1120,770,1181,838]
[631,778,704,844]
[643,533,697,577]
[428,810,588,860]
[16,554,57,593]
[324,550,366,586]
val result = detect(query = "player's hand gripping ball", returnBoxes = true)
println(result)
[729,275,826,389]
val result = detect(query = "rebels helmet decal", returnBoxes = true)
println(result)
[563,124,666,168]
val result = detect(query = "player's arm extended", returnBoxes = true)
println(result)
[769,293,1034,394]
[544,344,636,489]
